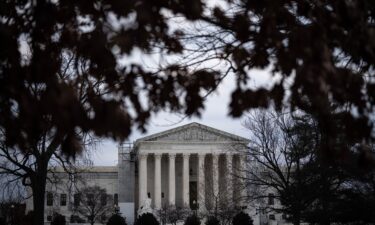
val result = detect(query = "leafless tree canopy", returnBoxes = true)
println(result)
[239,109,375,225]
[73,185,114,225]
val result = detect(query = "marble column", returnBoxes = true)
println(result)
[226,153,234,203]
[182,153,190,207]
[138,153,148,207]
[168,153,176,206]
[239,154,247,206]
[198,153,206,210]
[154,153,162,209]
[212,153,219,197]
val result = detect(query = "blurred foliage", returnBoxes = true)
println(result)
[180,0,375,163]
[1,1,375,224]
[0,1,216,224]
[0,0,374,162]
[0,0,218,158]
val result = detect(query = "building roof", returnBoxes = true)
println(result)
[52,166,117,173]
[135,122,249,145]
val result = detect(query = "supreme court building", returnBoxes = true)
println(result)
[33,122,266,225]
[118,122,250,224]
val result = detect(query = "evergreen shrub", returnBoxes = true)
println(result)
[135,213,159,225]
[51,213,66,225]
[107,214,127,225]
[184,214,200,225]
[232,212,253,225]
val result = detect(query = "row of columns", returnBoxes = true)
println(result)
[138,152,246,209]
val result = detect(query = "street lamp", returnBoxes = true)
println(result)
[192,200,198,216]
[10,204,15,225]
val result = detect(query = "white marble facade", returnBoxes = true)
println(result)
[133,122,249,211]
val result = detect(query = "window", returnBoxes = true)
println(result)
[268,193,274,205]
[101,194,107,206]
[282,214,287,220]
[114,193,118,205]
[74,193,81,207]
[47,215,52,221]
[269,214,275,220]
[46,192,53,206]
[60,193,67,206]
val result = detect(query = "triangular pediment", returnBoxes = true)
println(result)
[136,122,249,143]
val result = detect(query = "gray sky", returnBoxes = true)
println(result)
[92,69,273,166]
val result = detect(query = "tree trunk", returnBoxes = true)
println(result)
[31,171,47,225]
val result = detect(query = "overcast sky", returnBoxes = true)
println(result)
[92,69,273,166]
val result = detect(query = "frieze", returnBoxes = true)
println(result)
[147,127,232,142]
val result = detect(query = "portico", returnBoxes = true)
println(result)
[134,122,249,211]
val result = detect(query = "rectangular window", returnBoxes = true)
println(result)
[114,193,118,205]
[268,193,274,205]
[46,192,53,206]
[60,193,67,206]
[269,214,275,220]
[101,194,107,206]
[74,193,81,207]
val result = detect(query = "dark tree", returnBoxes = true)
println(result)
[0,1,218,225]
[107,214,127,225]
[242,110,314,225]
[302,146,375,225]
[232,212,253,225]
[2,1,375,224]
[74,186,113,225]
[51,213,66,225]
[184,214,200,225]
[241,110,348,225]
[135,213,159,225]
[174,0,375,163]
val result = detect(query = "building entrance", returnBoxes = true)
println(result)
[189,181,197,209]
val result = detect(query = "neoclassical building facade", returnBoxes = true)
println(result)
[118,122,249,224]
[27,122,287,225]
